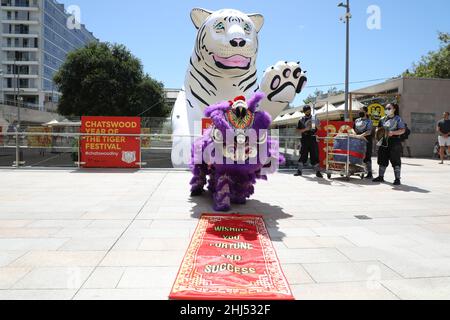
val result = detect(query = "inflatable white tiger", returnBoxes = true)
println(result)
[171,8,307,167]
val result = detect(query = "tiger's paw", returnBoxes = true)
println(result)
[261,61,307,104]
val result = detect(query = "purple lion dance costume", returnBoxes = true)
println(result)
[190,92,285,212]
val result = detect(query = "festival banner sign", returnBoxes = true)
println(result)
[170,214,294,300]
[317,121,354,169]
[80,116,141,168]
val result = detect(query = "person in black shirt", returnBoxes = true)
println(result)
[354,107,374,179]
[373,104,406,186]
[294,105,323,178]
[437,112,450,164]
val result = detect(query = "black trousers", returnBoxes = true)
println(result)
[378,139,402,168]
[365,137,373,164]
[299,136,319,167]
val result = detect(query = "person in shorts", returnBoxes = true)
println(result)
[437,112,450,164]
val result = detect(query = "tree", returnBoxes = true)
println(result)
[303,87,344,105]
[403,32,450,79]
[54,42,169,117]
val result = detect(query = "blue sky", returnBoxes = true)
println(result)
[59,0,450,105]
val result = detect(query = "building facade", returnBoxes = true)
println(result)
[0,0,97,111]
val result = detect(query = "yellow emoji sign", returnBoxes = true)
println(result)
[368,103,385,127]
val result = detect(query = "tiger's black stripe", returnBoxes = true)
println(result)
[196,25,205,55]
[204,61,223,74]
[190,58,218,90]
[195,51,201,62]
[195,25,206,61]
[238,71,257,87]
[190,71,213,96]
[202,67,221,78]
[232,70,251,79]
[190,86,209,107]
[244,79,258,92]
[201,32,207,48]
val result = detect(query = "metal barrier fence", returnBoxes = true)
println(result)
[0,132,303,170]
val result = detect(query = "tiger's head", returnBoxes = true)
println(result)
[191,8,264,77]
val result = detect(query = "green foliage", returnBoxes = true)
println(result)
[54,42,169,117]
[403,32,450,79]
[303,87,344,105]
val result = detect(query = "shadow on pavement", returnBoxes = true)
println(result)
[279,170,432,193]
[70,168,141,174]
[279,170,359,187]
[402,162,425,167]
[392,184,430,194]
[189,193,292,241]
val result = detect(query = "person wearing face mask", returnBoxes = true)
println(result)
[354,106,374,179]
[373,103,406,186]
[295,105,323,178]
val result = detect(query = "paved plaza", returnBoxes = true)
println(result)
[0,158,449,300]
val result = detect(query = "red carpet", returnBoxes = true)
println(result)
[169,214,294,300]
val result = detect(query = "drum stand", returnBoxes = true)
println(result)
[320,101,366,181]
[325,134,366,181]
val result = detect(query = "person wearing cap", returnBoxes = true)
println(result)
[373,103,406,186]
[295,105,323,178]
[354,106,374,179]
[437,112,450,164]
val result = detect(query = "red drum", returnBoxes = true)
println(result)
[333,134,367,165]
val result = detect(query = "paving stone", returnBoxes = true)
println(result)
[11,251,105,267]
[13,267,94,289]
[0,267,32,289]
[100,251,184,267]
[0,239,68,251]
[282,236,355,249]
[291,282,399,300]
[73,288,169,300]
[382,278,450,300]
[0,252,27,267]
[302,261,401,283]
[117,267,178,288]
[83,267,125,289]
[0,289,77,300]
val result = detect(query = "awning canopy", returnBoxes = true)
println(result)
[43,119,81,127]
[316,103,337,113]
[316,100,365,115]
[273,111,303,126]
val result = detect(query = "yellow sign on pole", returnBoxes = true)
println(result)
[368,103,385,127]
[141,128,151,148]
[27,127,52,148]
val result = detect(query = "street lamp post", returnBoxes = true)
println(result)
[13,59,24,167]
[338,1,351,121]
[0,68,3,104]
[15,96,23,168]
